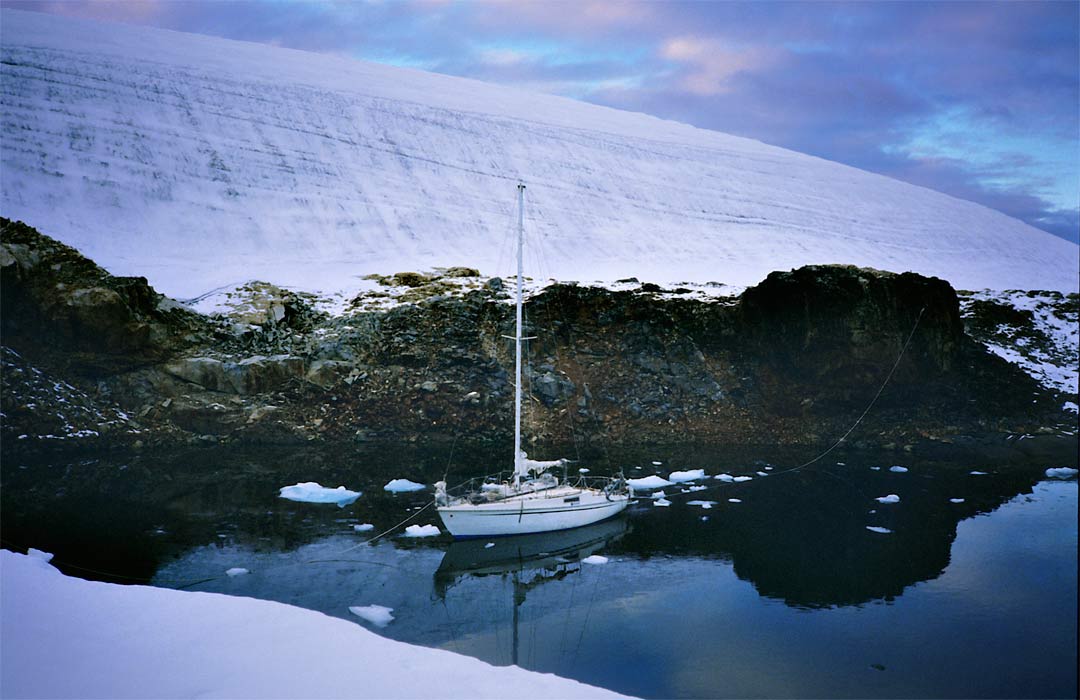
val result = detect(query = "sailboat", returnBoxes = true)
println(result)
[435,184,629,539]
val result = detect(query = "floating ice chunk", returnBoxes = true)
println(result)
[969,471,988,476]
[875,494,901,504]
[384,479,426,493]
[582,555,608,565]
[687,500,716,509]
[484,542,495,549]
[714,473,734,482]
[836,462,845,466]
[889,466,909,473]
[353,523,375,532]
[866,526,893,534]
[1046,467,1078,479]
[578,468,590,474]
[764,466,774,471]
[949,498,965,504]
[628,475,674,490]
[403,524,440,538]
[870,466,881,471]
[728,498,742,503]
[654,498,671,507]
[27,548,53,563]
[225,568,249,577]
[732,476,753,483]
[650,490,666,499]
[701,516,710,521]
[669,469,705,483]
[279,482,360,506]
[756,471,769,477]
[349,604,394,628]
[652,461,663,465]
[687,485,707,492]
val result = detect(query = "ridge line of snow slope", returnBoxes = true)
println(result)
[2,8,1076,299]
[0,549,629,699]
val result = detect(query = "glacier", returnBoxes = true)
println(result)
[1,8,1077,301]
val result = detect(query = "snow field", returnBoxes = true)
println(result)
[1,550,626,698]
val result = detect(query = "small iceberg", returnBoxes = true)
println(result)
[652,461,663,466]
[403,524,440,538]
[225,567,249,577]
[279,482,360,507]
[949,498,965,504]
[484,542,495,549]
[714,473,734,482]
[654,498,671,507]
[628,475,674,490]
[687,500,716,509]
[349,604,394,628]
[578,468,590,474]
[669,469,705,483]
[353,523,375,532]
[969,470,989,476]
[728,498,742,504]
[384,479,426,493]
[732,476,753,483]
[582,555,608,565]
[889,466,909,473]
[755,471,769,477]
[687,485,707,492]
[875,494,901,504]
[1045,467,1078,479]
[866,526,893,534]
[870,466,881,471]
[651,490,666,499]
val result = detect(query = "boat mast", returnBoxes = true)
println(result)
[514,183,525,488]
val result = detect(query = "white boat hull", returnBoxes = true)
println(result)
[438,490,629,539]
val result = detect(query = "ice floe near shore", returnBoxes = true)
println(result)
[384,479,427,493]
[628,475,674,490]
[278,482,360,506]
[1045,467,1078,479]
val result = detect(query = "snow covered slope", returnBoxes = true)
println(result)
[2,9,1077,299]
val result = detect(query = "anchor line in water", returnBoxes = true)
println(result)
[637,306,927,502]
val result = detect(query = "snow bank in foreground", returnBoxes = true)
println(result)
[1045,467,1078,479]
[384,479,427,493]
[278,482,360,506]
[0,550,627,699]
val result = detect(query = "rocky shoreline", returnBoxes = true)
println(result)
[2,218,1076,460]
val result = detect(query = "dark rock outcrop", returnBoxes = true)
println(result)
[2,220,1073,456]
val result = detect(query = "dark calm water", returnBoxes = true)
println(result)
[2,444,1076,698]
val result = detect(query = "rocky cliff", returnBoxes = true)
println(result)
[2,219,1074,457]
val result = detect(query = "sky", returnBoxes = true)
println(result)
[7,0,1079,243]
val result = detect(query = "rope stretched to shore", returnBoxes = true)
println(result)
[638,306,928,502]
[320,499,436,558]
[767,306,926,477]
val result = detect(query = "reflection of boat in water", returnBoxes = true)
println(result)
[434,516,629,597]
[435,517,629,667]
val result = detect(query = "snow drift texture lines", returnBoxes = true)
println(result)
[2,9,1077,299]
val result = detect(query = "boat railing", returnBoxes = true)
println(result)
[444,471,626,503]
